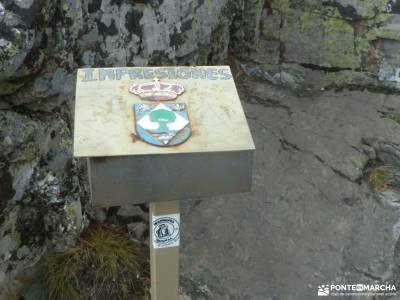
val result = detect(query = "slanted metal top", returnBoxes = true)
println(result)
[73,66,255,157]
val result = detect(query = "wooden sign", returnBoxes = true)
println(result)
[73,66,255,207]
[73,66,255,300]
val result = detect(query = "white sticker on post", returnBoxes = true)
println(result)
[152,213,180,249]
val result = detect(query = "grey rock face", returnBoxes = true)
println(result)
[234,0,400,91]
[71,0,238,67]
[0,0,55,93]
[0,161,86,294]
[379,39,400,87]
[181,81,400,299]
[321,0,390,18]
[93,208,107,223]
[283,11,359,69]
[0,111,37,158]
[117,205,148,220]
[127,222,147,239]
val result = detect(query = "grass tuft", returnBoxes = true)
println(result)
[45,251,82,300]
[367,166,398,192]
[44,224,149,300]
[389,114,400,124]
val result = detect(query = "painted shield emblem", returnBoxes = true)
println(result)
[129,78,184,101]
[134,103,191,146]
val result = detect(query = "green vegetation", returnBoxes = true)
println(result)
[321,73,355,86]
[367,166,398,192]
[44,225,150,300]
[0,80,25,96]
[4,208,21,247]
[389,114,400,125]
[379,112,400,125]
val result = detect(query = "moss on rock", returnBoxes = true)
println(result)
[0,80,25,96]
[280,8,360,69]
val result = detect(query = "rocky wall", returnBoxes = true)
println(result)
[234,0,400,90]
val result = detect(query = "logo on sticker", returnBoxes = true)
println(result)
[152,214,180,249]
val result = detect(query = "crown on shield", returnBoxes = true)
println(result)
[128,78,185,101]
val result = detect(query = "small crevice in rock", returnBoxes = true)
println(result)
[279,138,301,152]
[313,152,360,183]
[298,63,362,73]
[333,84,400,96]
[0,169,15,211]
[352,265,383,281]
[247,95,293,115]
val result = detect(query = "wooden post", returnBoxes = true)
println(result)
[150,200,180,300]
